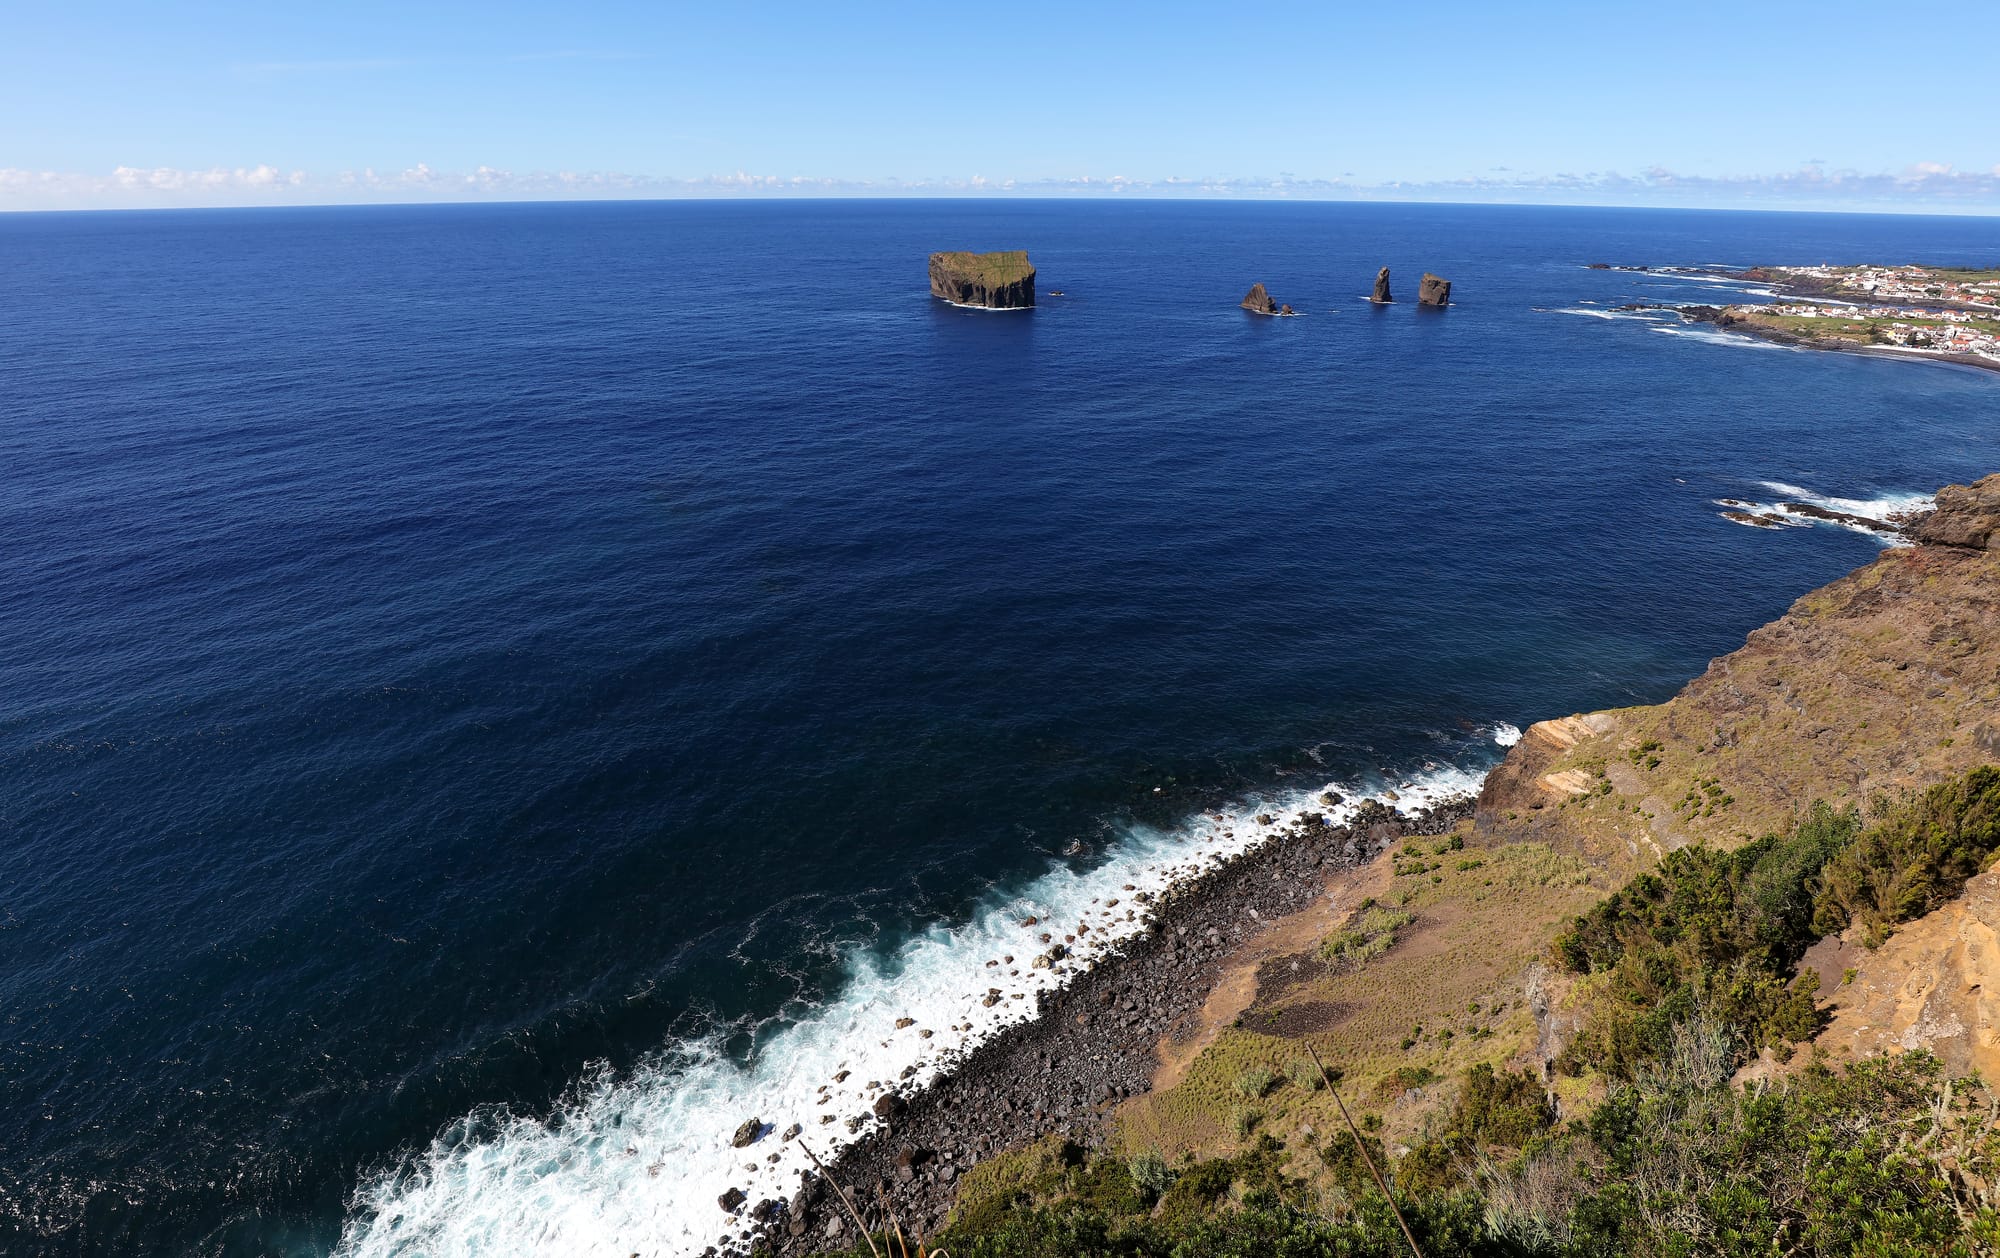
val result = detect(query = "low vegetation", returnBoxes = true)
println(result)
[807,769,2000,1257]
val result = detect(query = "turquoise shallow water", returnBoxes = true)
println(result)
[2,200,1997,1254]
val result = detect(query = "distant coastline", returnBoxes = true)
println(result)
[1613,261,2000,376]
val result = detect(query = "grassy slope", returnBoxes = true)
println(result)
[930,251,1034,286]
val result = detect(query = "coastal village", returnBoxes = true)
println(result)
[1701,263,2000,365]
[1763,262,2000,307]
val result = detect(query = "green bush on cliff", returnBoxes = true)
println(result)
[1811,765,2000,945]
[875,1046,1996,1258]
[1552,800,1859,1075]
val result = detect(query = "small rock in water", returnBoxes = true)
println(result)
[894,1017,915,1029]
[718,1186,746,1213]
[731,1118,762,1148]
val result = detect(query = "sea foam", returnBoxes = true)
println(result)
[1549,307,1667,322]
[1711,482,1932,544]
[1649,325,1799,351]
[335,756,1494,1256]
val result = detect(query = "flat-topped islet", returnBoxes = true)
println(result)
[929,251,1036,309]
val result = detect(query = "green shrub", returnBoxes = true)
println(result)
[1813,765,2000,945]
[1320,907,1415,969]
[1553,799,1860,1075]
[1128,1147,1172,1202]
[1233,1065,1274,1099]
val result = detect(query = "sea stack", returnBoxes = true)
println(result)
[929,251,1036,309]
[1371,267,1393,303]
[1418,273,1452,307]
[1241,282,1280,315]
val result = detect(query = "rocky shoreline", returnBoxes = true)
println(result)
[729,795,1474,1253]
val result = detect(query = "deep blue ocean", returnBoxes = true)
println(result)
[3,200,1997,1255]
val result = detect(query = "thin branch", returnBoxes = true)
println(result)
[1309,1043,1425,1258]
[796,1138,884,1258]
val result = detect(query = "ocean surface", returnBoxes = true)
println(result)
[3,199,1997,1255]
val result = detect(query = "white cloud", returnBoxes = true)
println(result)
[7,161,2000,213]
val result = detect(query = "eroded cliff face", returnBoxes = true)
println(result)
[929,251,1036,309]
[1913,472,2000,550]
[1805,867,2000,1079]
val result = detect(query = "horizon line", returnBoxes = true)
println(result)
[7,192,2000,221]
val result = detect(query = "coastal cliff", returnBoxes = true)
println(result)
[929,251,1036,309]
[760,478,2000,1253]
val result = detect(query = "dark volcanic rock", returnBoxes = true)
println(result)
[731,1117,762,1148]
[1371,267,1392,303]
[1241,282,1279,314]
[1778,502,1886,533]
[1418,273,1451,307]
[929,251,1036,309]
[1912,474,2000,551]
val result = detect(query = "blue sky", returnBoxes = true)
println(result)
[6,1,1999,212]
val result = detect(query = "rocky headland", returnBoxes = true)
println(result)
[929,251,1036,309]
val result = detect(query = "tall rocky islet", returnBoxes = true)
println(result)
[1240,283,1293,315]
[928,251,1036,309]
[1418,272,1451,307]
[1371,266,1393,303]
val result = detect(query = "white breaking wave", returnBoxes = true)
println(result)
[335,759,1492,1257]
[1549,307,1667,322]
[1490,723,1522,748]
[1649,325,1799,351]
[1711,482,1932,545]
[1757,481,1933,525]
